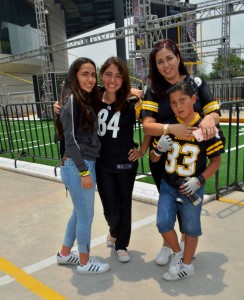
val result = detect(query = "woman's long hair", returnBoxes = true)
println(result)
[149,39,189,100]
[99,56,131,112]
[61,57,99,131]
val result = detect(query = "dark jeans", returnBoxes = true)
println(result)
[96,170,137,251]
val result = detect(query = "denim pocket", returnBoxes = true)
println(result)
[60,163,70,186]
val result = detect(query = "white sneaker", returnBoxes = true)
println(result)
[162,262,194,281]
[168,251,183,275]
[179,241,196,258]
[57,251,79,265]
[155,247,172,266]
[77,257,110,274]
[106,233,116,247]
[117,250,130,262]
[179,241,185,252]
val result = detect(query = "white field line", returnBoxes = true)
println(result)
[0,213,156,287]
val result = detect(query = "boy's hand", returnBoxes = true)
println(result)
[155,135,173,154]
[182,177,201,195]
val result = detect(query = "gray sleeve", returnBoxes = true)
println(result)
[60,96,88,173]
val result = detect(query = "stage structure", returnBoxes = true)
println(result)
[126,0,197,84]
[0,0,244,102]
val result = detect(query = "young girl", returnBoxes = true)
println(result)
[56,57,110,274]
[150,81,224,280]
[96,57,150,263]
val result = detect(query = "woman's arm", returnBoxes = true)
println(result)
[194,77,220,140]
[142,116,197,138]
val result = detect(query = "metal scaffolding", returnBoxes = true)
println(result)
[0,0,244,100]
[34,0,54,101]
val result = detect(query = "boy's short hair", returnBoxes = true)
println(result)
[166,81,195,101]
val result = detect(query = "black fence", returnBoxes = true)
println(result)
[0,100,243,198]
[216,100,244,199]
[207,79,244,104]
[0,102,60,168]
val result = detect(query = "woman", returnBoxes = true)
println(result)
[141,39,221,266]
[96,56,150,263]
[56,57,110,274]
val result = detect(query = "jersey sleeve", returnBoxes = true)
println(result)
[206,136,225,158]
[134,98,143,120]
[141,87,159,119]
[196,78,221,116]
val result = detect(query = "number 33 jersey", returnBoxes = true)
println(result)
[96,100,140,173]
[158,113,224,187]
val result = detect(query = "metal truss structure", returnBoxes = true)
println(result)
[0,74,15,105]
[0,0,244,99]
[34,0,54,101]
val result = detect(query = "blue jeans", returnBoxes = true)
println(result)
[60,158,96,253]
[157,179,204,237]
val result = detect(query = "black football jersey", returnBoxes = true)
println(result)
[96,98,142,173]
[141,76,220,125]
[153,114,224,187]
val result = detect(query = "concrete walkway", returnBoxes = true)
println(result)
[0,157,243,300]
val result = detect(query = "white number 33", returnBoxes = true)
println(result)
[166,142,200,176]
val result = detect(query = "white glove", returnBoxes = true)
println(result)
[182,177,201,195]
[154,135,173,155]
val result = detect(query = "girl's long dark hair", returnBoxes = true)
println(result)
[149,39,189,100]
[61,57,99,131]
[99,56,131,112]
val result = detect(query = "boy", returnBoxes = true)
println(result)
[150,81,224,281]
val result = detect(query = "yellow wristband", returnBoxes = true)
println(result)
[80,170,90,177]
[164,124,169,135]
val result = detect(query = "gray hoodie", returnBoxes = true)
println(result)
[60,94,101,173]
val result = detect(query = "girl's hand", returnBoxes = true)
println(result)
[128,148,144,162]
[53,101,61,114]
[130,88,143,99]
[81,175,93,189]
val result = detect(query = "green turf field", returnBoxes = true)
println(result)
[0,118,243,194]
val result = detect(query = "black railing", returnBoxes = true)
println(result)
[0,100,243,198]
[215,100,244,199]
[0,102,60,167]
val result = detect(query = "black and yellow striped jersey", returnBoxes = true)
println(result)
[153,113,224,187]
[141,76,220,125]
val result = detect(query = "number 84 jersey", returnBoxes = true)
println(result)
[96,101,138,173]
